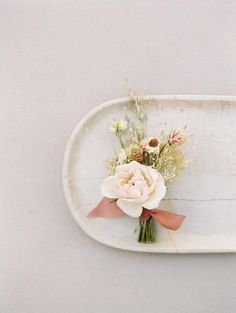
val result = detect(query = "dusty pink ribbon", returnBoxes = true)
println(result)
[88,197,124,217]
[139,208,185,231]
[88,197,185,231]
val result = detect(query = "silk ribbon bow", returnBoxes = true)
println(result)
[88,197,185,231]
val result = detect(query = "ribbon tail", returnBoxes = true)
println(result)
[88,197,124,218]
[149,209,185,231]
[139,208,152,222]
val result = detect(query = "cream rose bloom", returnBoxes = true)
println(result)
[101,161,166,217]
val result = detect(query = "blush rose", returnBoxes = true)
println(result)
[101,161,166,217]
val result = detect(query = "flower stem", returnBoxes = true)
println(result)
[138,217,156,243]
[117,133,125,149]
[159,143,169,156]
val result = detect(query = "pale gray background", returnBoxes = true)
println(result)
[1,1,236,312]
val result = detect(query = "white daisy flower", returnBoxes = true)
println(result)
[109,119,128,133]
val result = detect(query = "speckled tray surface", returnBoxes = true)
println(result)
[63,95,236,253]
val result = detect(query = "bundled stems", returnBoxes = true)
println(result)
[138,217,156,243]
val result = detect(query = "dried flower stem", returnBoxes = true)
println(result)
[159,143,169,156]
[117,135,125,149]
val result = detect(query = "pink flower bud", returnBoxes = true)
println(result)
[168,129,187,145]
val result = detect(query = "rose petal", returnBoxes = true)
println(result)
[118,195,149,204]
[117,199,143,217]
[142,182,166,209]
[145,167,159,194]
[101,176,117,198]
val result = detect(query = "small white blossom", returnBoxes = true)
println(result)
[146,146,160,154]
[140,137,160,154]
[109,119,128,133]
[117,149,127,165]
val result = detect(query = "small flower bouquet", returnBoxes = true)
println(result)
[88,93,188,243]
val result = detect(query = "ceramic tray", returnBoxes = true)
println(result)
[63,95,236,253]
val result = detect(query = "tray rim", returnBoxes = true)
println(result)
[63,95,236,253]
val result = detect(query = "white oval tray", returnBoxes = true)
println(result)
[63,95,236,253]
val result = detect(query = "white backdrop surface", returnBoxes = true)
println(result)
[1,1,236,312]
